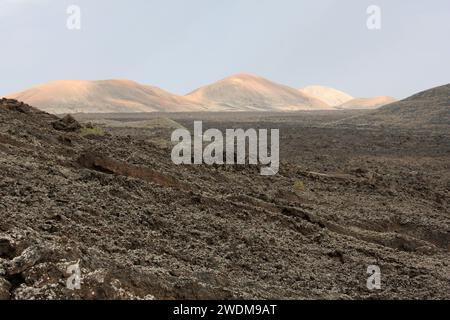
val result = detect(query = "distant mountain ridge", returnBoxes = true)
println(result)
[6,74,399,114]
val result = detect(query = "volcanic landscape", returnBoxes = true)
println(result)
[0,81,449,300]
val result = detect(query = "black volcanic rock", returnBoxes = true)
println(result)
[0,98,35,114]
[0,99,448,300]
[52,115,82,132]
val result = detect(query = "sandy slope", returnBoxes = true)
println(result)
[337,96,397,110]
[7,80,205,114]
[186,74,332,111]
[300,85,354,107]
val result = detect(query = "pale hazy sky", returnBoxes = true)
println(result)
[1,0,449,99]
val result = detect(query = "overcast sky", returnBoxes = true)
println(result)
[1,0,449,99]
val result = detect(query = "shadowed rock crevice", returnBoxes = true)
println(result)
[77,152,188,190]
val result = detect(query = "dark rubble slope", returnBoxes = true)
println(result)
[0,98,449,300]
[338,84,450,129]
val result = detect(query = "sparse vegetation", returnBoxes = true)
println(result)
[87,118,186,130]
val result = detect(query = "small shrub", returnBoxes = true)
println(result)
[293,180,306,193]
[80,127,106,137]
